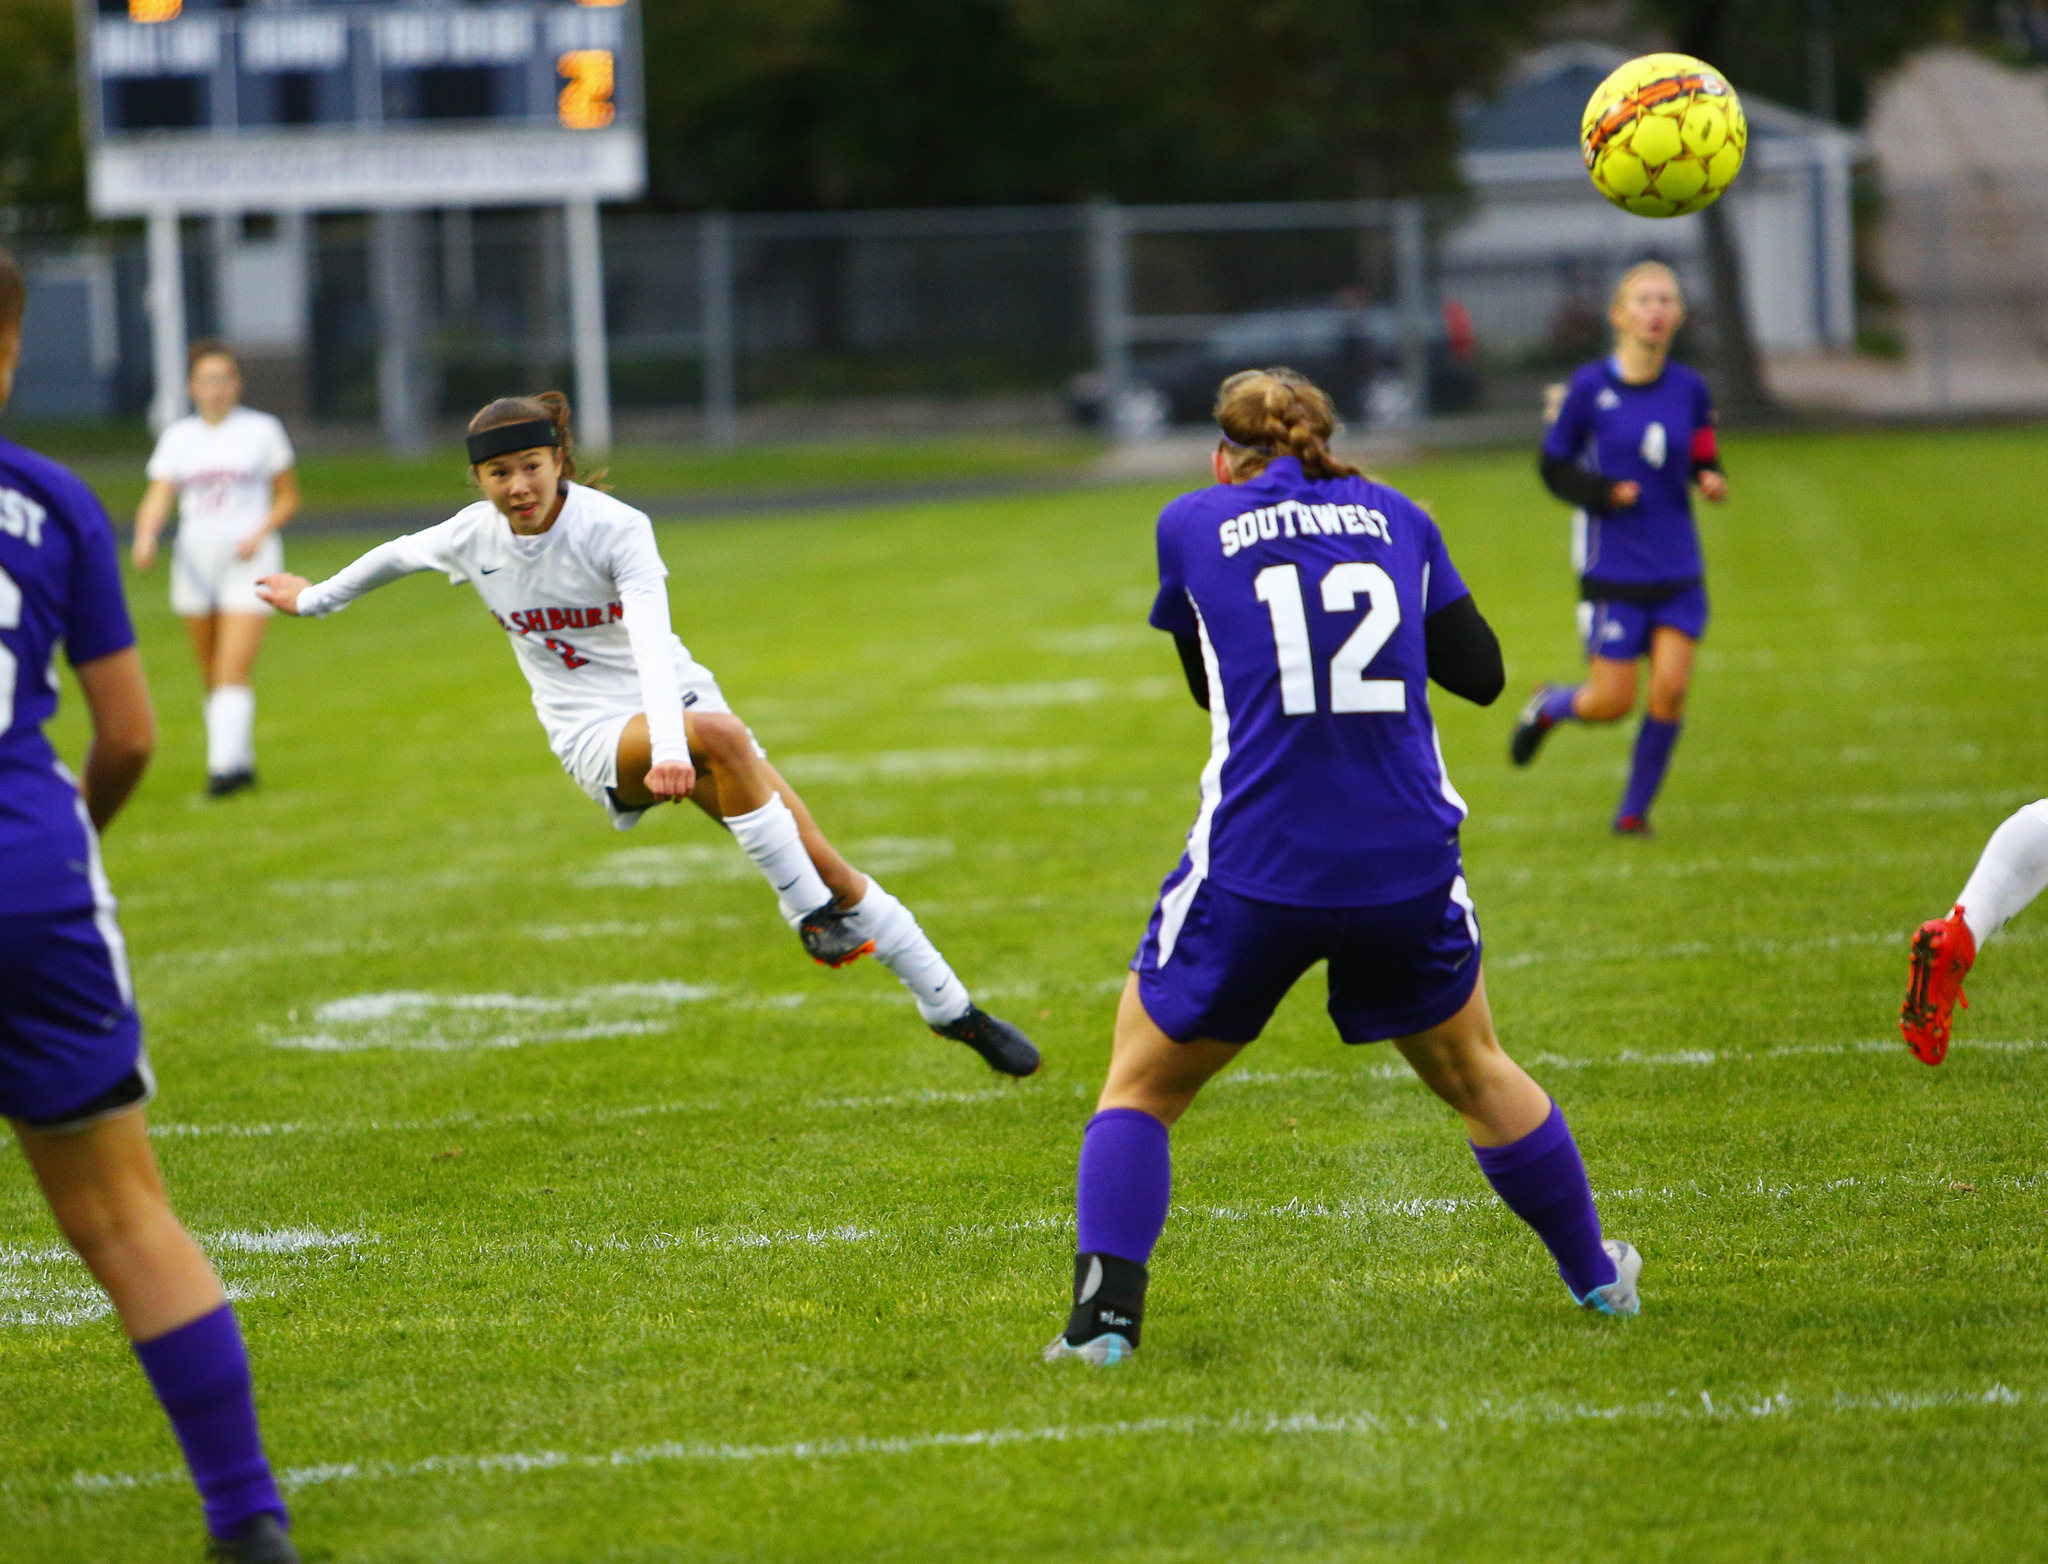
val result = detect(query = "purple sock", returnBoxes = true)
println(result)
[1470,1102,1616,1299]
[132,1304,287,1540]
[1539,684,1581,724]
[1075,1107,1171,1263]
[1617,715,1681,822]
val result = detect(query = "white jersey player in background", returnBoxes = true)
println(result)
[256,392,1038,1076]
[133,341,300,797]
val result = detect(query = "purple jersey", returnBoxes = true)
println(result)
[0,436,136,917]
[1542,357,1714,590]
[1149,457,1471,908]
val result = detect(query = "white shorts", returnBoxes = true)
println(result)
[551,659,764,831]
[170,531,282,618]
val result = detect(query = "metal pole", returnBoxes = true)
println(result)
[371,208,429,455]
[1924,187,1950,412]
[1392,198,1429,428]
[443,206,476,316]
[698,211,737,446]
[565,195,612,456]
[1086,196,1131,438]
[146,207,189,432]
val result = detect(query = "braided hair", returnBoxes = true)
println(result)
[1213,367,1363,483]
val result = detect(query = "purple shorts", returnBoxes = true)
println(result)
[1578,585,1709,662]
[1132,865,1482,1045]
[0,910,151,1129]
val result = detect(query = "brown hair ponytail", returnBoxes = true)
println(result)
[1213,367,1363,483]
[465,390,610,490]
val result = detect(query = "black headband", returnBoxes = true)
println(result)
[467,418,560,465]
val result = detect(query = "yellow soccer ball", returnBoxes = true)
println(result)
[1582,52,1747,218]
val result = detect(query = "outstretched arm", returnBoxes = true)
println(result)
[1539,453,1637,512]
[257,531,450,617]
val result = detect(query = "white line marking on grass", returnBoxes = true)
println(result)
[778,748,1089,784]
[273,983,721,1053]
[57,1384,2033,1498]
[1,1230,367,1329]
[940,678,1179,708]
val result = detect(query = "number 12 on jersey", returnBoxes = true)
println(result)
[1254,562,1405,715]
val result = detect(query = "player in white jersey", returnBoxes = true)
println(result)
[256,392,1038,1075]
[132,342,300,797]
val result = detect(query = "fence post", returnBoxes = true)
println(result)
[699,211,737,446]
[566,195,613,456]
[1923,187,1950,412]
[371,208,430,456]
[146,207,189,432]
[1392,198,1429,427]
[1086,196,1132,437]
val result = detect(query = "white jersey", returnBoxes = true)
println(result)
[146,407,295,544]
[295,483,694,770]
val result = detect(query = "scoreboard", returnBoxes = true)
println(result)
[77,0,646,214]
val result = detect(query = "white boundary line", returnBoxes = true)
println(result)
[56,1383,2032,1498]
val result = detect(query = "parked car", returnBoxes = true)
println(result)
[1067,297,1479,435]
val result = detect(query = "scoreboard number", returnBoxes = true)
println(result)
[558,50,616,131]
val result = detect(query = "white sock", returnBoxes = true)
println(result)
[724,795,832,926]
[843,878,972,1026]
[1957,799,2048,946]
[205,685,255,777]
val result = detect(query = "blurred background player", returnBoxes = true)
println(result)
[256,391,1037,1077]
[0,252,299,1563]
[131,342,300,797]
[1045,369,1639,1366]
[1508,261,1728,834]
[1901,800,2048,1065]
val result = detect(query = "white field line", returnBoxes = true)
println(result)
[141,1034,2048,1142]
[0,1230,366,1329]
[54,1383,2034,1499]
[778,748,1090,785]
[939,677,1180,708]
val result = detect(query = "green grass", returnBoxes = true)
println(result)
[8,425,2048,1561]
[9,429,1103,522]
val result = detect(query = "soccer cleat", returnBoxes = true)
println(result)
[1612,813,1652,836]
[1901,905,1975,1066]
[1042,1330,1134,1366]
[205,1513,300,1564]
[206,769,257,799]
[1509,686,1567,766]
[932,1005,1040,1077]
[1575,1238,1642,1317]
[797,902,875,968]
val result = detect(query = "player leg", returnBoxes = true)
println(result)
[1509,601,1641,765]
[1392,976,1639,1315]
[14,1112,296,1559]
[1903,799,2048,1064]
[203,613,269,797]
[618,713,1036,1072]
[1613,617,1700,835]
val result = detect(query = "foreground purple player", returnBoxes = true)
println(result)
[1510,261,1728,833]
[0,251,299,1563]
[1044,368,1640,1366]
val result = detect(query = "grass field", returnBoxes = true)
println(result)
[7,426,2048,1562]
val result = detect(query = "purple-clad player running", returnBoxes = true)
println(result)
[1510,261,1729,833]
[1044,369,1640,1366]
[0,253,299,1563]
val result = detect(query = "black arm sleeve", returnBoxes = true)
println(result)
[1539,451,1615,512]
[1424,594,1505,706]
[1173,633,1209,709]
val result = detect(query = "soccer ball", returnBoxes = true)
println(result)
[1581,53,1747,218]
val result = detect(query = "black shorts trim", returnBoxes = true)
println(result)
[18,1067,153,1133]
[1578,575,1702,604]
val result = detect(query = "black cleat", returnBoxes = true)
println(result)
[797,902,875,968]
[1509,687,1565,767]
[205,1512,300,1563]
[206,768,258,798]
[933,1005,1040,1077]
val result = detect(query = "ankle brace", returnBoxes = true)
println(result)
[1064,1252,1148,1348]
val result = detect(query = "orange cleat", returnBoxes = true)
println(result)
[1901,905,1976,1065]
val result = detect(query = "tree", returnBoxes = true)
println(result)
[0,0,84,231]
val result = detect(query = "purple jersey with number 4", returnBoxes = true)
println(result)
[1149,456,1471,908]
[1542,357,1713,590]
[0,436,136,917]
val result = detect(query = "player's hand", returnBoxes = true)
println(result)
[130,535,157,571]
[1608,480,1641,509]
[235,531,268,561]
[255,573,310,615]
[1696,470,1729,503]
[644,760,697,802]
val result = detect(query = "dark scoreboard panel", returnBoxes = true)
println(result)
[86,0,640,140]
